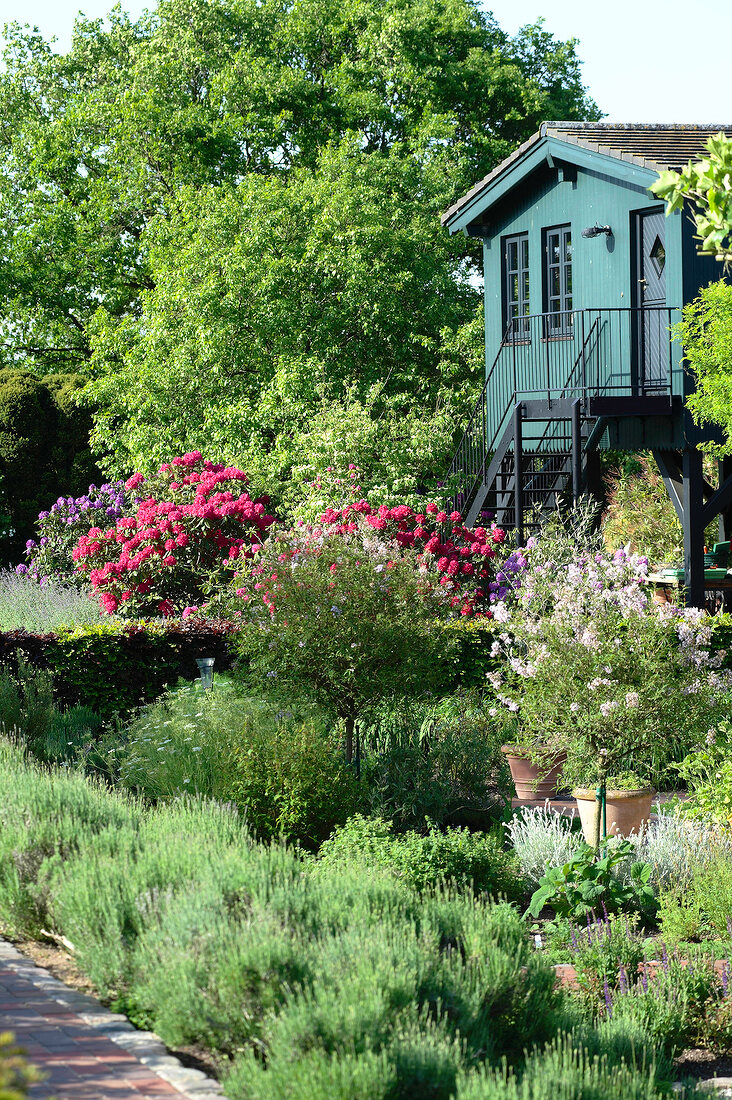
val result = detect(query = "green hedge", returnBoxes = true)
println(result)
[0,619,238,717]
[0,615,498,720]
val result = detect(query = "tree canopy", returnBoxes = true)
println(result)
[0,0,598,496]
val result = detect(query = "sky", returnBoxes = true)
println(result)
[0,0,730,124]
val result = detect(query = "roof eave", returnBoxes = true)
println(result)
[442,135,660,236]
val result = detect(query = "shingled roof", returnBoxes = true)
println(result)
[442,122,732,227]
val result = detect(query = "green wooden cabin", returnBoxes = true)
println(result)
[442,122,732,605]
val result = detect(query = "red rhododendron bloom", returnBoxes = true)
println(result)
[74,455,274,617]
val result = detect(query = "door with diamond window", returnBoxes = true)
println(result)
[634,209,667,392]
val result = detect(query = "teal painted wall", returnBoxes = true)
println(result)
[477,158,690,451]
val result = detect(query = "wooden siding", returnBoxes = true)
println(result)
[480,159,687,451]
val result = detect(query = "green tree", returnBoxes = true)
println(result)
[677,280,732,452]
[651,132,732,264]
[0,0,596,368]
[0,371,101,563]
[236,520,457,760]
[0,0,597,489]
[82,141,485,475]
[651,135,732,450]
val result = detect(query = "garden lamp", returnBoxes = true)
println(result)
[196,657,215,691]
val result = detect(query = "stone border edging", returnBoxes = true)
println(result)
[0,939,225,1100]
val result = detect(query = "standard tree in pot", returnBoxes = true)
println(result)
[490,545,732,848]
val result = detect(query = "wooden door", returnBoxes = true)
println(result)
[634,209,667,392]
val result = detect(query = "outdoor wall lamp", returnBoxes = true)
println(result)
[581,224,613,238]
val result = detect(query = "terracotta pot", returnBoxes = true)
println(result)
[573,787,655,844]
[501,746,566,800]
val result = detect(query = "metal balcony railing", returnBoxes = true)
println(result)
[449,305,681,519]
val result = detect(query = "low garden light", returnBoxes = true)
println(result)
[196,657,215,691]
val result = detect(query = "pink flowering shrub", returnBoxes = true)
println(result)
[73,453,274,617]
[248,501,511,619]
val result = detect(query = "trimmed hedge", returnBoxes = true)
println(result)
[0,619,238,717]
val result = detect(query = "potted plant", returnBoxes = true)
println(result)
[490,539,732,848]
[572,773,655,844]
[500,740,566,801]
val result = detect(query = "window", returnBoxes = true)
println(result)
[503,233,530,339]
[544,225,572,336]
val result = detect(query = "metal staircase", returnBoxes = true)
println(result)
[447,305,679,536]
[454,396,595,536]
[449,305,682,536]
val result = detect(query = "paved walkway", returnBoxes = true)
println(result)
[0,940,223,1100]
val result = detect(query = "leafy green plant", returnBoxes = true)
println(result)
[110,680,363,847]
[0,1032,43,1100]
[317,815,523,898]
[223,716,364,848]
[601,453,718,564]
[658,859,732,944]
[675,719,732,824]
[526,841,655,920]
[360,692,513,831]
[0,659,103,765]
[676,281,732,453]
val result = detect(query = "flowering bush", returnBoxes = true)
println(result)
[73,453,274,617]
[236,519,461,757]
[490,546,732,842]
[20,481,127,584]
[245,501,518,619]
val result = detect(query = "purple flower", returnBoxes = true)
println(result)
[618,965,628,994]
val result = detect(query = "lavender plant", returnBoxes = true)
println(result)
[0,571,109,632]
[19,481,127,584]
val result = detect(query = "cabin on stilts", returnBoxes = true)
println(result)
[442,122,732,607]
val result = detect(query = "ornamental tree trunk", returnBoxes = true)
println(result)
[592,760,607,851]
[344,714,355,764]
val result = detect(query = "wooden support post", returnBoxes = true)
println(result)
[719,458,732,542]
[513,403,524,546]
[583,447,604,521]
[683,447,705,609]
[571,399,582,503]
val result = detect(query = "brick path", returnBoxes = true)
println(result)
[0,940,222,1100]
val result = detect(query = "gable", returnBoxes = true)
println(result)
[443,122,732,237]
